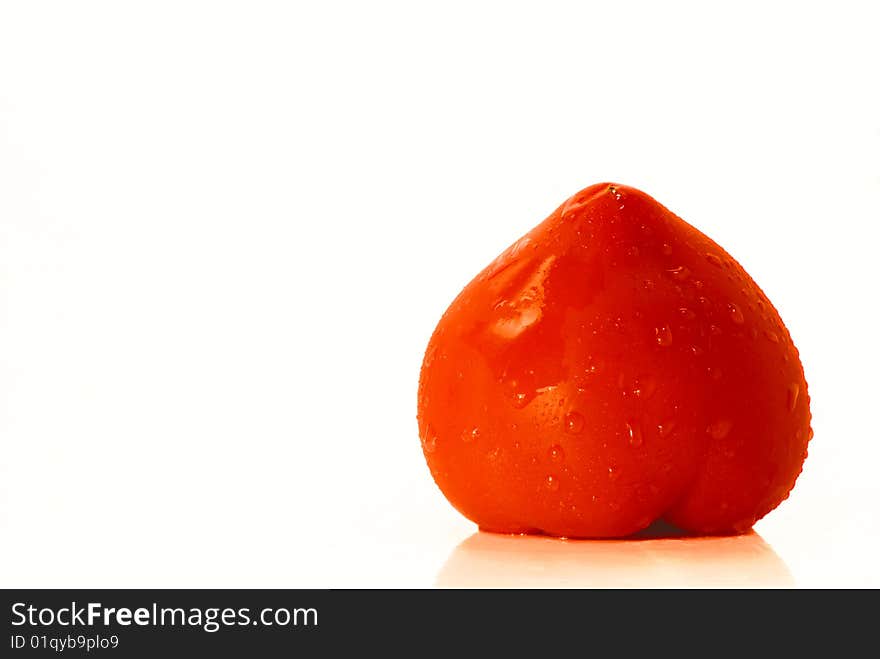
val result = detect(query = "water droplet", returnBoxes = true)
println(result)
[662,243,673,256]
[808,427,814,441]
[643,279,656,291]
[728,302,745,325]
[421,435,437,453]
[487,447,501,461]
[708,366,723,381]
[585,356,601,375]
[545,475,560,491]
[707,419,733,440]
[655,325,673,347]
[679,307,696,320]
[626,421,644,447]
[565,412,585,434]
[690,344,705,356]
[787,384,800,412]
[549,444,565,461]
[710,324,722,336]
[657,421,677,438]
[424,345,438,368]
[667,265,691,281]
[512,392,529,408]
[632,376,657,399]
[462,427,480,442]
[706,253,723,268]
[627,245,640,258]
[607,466,618,479]
[765,330,780,343]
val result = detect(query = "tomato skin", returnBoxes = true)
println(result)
[417,183,811,538]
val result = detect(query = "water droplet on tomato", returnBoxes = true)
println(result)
[728,302,745,325]
[655,325,673,347]
[545,475,560,491]
[662,243,673,256]
[462,427,480,442]
[422,435,437,453]
[787,384,800,412]
[565,412,585,434]
[512,392,529,408]
[708,366,723,381]
[626,421,644,447]
[706,253,723,267]
[679,307,696,320]
[632,376,656,399]
[765,330,780,343]
[657,421,676,438]
[549,445,565,461]
[707,419,733,440]
[667,265,691,281]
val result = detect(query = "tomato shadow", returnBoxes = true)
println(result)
[435,523,794,588]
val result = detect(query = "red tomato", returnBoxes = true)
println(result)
[417,183,811,537]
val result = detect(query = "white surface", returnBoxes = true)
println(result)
[1,1,878,588]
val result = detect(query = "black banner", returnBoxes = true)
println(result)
[1,588,872,655]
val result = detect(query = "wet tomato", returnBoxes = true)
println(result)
[417,183,811,537]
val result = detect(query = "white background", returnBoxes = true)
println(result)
[1,1,878,588]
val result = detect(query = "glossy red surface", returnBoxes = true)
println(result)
[417,183,811,537]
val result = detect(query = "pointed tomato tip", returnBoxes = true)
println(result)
[572,182,653,204]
